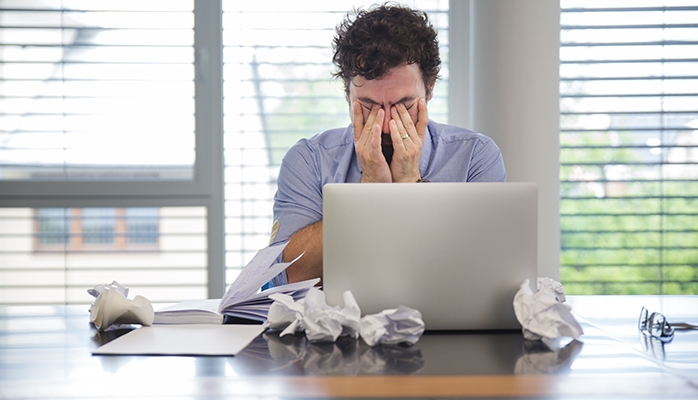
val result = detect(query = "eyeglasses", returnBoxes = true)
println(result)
[638,307,698,343]
[638,307,675,342]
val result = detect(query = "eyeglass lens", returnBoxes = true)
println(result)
[639,307,649,330]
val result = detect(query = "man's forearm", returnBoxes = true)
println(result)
[284,220,323,283]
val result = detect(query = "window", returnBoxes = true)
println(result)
[560,1,698,294]
[126,208,160,244]
[34,208,159,251]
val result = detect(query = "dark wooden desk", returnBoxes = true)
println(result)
[1,296,697,399]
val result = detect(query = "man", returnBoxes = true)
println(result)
[266,4,506,287]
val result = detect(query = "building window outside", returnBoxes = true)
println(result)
[34,208,160,251]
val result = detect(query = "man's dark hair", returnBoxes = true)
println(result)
[332,3,441,98]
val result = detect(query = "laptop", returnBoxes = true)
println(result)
[322,182,537,330]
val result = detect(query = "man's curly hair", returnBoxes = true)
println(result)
[332,3,441,98]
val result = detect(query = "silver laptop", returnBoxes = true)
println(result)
[323,182,537,330]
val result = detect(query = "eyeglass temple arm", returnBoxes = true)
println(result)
[671,322,698,330]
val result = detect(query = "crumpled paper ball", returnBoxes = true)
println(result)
[513,278,584,350]
[267,288,359,342]
[88,282,154,331]
[88,280,129,299]
[266,287,425,346]
[304,289,361,342]
[266,292,306,336]
[359,305,425,346]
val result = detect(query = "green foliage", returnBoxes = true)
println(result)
[664,265,698,282]
[661,282,698,295]
[560,122,698,295]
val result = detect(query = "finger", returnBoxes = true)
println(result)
[359,108,384,155]
[365,105,380,130]
[388,119,404,146]
[373,107,385,135]
[394,103,415,133]
[416,97,428,140]
[372,119,383,148]
[361,106,380,143]
[352,101,364,143]
[390,106,411,142]
[355,104,380,148]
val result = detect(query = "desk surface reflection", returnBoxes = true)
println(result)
[228,330,582,377]
[1,296,697,399]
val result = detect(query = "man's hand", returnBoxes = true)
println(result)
[352,98,428,183]
[389,97,427,182]
[353,102,392,183]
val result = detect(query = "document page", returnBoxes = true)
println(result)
[220,243,304,307]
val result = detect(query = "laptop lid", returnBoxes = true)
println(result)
[322,182,538,330]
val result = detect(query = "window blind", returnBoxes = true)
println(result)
[560,1,698,294]
[0,0,195,181]
[0,206,207,305]
[220,0,449,283]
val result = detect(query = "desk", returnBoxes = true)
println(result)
[1,296,697,399]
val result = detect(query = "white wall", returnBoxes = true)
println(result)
[450,0,561,279]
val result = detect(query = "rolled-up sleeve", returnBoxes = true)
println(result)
[272,139,324,245]
[264,140,324,288]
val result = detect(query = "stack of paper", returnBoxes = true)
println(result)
[154,299,224,324]
[219,278,319,321]
[154,242,318,324]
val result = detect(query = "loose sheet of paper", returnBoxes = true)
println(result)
[92,324,265,356]
[220,242,294,306]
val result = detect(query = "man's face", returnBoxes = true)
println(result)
[348,63,433,134]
